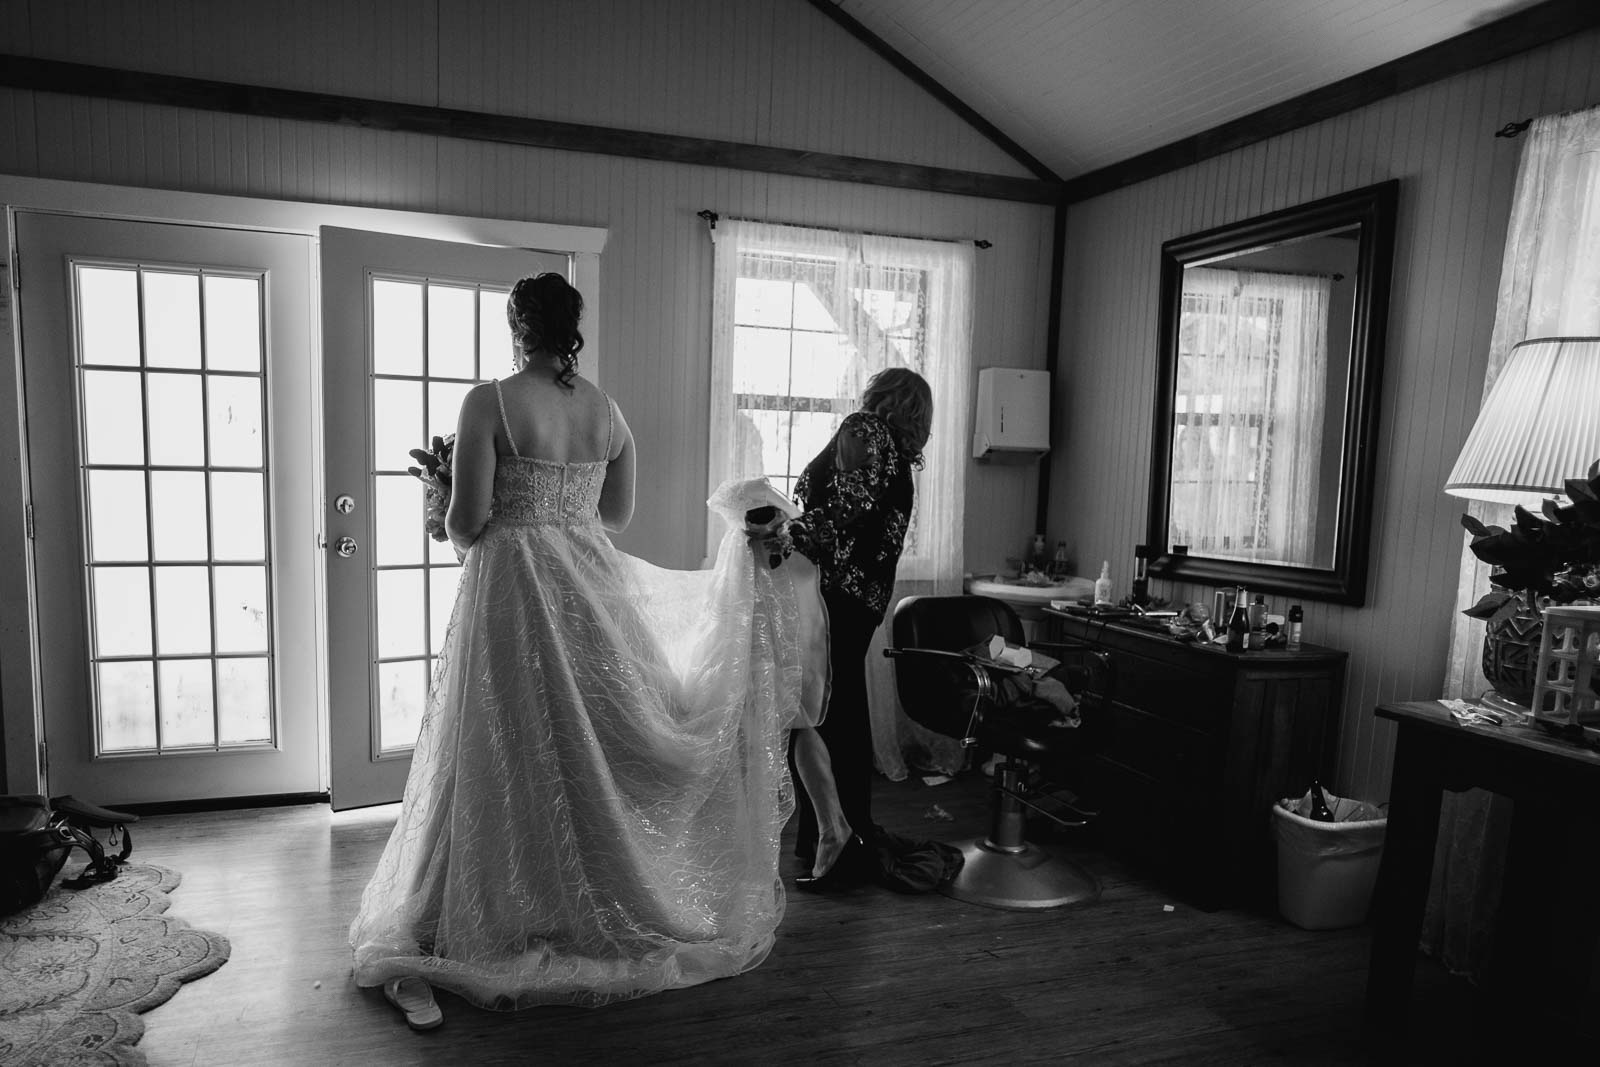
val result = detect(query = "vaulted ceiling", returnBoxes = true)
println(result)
[836,0,1550,180]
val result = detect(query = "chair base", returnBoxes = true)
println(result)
[939,836,1101,911]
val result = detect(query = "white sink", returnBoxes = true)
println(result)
[966,575,1095,615]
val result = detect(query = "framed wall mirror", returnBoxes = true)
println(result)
[1147,179,1398,606]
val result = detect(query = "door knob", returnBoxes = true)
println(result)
[334,536,358,558]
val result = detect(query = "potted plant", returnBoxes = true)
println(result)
[1461,460,1600,704]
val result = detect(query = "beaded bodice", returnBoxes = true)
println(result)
[492,457,606,526]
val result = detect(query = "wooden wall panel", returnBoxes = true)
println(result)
[0,73,1053,578]
[0,0,1053,573]
[11,0,441,103]
[1050,27,1600,801]
[6,0,1030,178]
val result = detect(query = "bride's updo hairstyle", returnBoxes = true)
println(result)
[861,366,932,468]
[507,273,585,388]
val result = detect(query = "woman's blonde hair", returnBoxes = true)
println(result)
[861,367,932,464]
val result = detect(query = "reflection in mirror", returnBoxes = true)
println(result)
[1170,226,1357,569]
[1149,181,1398,605]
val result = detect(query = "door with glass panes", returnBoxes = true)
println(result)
[320,228,565,810]
[17,212,321,805]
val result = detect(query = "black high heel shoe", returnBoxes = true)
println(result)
[794,834,874,892]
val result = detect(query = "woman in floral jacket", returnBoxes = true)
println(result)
[782,367,932,889]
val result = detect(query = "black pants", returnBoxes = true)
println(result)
[792,589,880,856]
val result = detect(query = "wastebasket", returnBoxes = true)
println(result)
[1272,786,1387,930]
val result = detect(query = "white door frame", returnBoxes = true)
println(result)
[0,174,607,796]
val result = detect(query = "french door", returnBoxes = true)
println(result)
[17,212,321,804]
[17,212,563,808]
[320,227,564,810]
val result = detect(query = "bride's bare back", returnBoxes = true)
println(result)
[489,370,618,465]
[447,359,636,545]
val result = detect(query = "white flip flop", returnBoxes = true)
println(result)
[383,976,443,1031]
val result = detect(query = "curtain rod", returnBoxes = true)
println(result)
[1496,101,1600,139]
[696,210,991,249]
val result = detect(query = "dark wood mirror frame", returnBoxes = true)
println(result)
[1146,179,1399,606]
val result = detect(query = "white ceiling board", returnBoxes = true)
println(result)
[838,0,1550,178]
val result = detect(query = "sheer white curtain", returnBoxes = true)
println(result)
[1171,267,1330,566]
[706,219,974,779]
[1429,104,1600,977]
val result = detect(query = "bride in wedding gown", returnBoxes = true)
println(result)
[349,274,849,1015]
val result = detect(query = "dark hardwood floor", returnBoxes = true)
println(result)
[124,770,1478,1066]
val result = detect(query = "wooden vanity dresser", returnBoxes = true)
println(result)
[1041,608,1347,909]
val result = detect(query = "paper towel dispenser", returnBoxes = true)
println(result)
[971,368,1050,460]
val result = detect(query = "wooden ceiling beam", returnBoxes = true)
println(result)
[0,55,1064,205]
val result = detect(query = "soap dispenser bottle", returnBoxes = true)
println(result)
[1093,561,1113,606]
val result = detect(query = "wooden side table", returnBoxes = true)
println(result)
[1366,700,1600,1052]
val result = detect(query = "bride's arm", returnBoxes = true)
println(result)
[445,385,497,554]
[598,399,636,533]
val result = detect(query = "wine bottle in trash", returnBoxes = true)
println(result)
[1308,780,1335,822]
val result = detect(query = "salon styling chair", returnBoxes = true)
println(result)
[885,594,1110,910]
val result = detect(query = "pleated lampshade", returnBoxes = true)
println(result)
[1444,336,1600,505]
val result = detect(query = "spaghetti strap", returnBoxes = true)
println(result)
[602,391,614,461]
[493,379,520,458]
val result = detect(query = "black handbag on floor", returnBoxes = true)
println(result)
[0,794,138,917]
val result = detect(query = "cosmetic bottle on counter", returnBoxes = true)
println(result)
[1093,561,1113,605]
[1131,545,1150,605]
[1248,594,1267,632]
[1287,605,1304,650]
[1225,587,1250,653]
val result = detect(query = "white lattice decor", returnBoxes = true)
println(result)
[1531,605,1600,726]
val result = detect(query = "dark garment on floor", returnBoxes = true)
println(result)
[869,825,965,894]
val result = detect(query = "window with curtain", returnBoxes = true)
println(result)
[1429,103,1600,981]
[706,220,972,583]
[1171,266,1331,567]
[724,250,918,500]
[706,218,974,779]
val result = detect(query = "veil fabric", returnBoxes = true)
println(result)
[351,473,828,1008]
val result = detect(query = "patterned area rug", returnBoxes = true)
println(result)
[0,864,229,1066]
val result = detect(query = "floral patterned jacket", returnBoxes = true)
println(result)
[787,411,914,621]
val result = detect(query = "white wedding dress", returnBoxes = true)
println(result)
[349,458,829,1010]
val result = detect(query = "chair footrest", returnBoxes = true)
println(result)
[1033,788,1101,821]
[997,784,1091,829]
